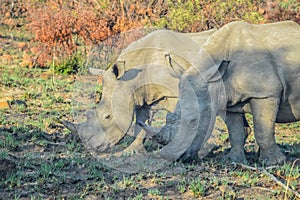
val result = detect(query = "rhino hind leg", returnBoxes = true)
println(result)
[250,97,285,165]
[224,112,248,163]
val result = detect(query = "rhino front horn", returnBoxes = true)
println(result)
[62,120,79,133]
[137,121,161,137]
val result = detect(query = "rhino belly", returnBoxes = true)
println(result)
[276,99,300,123]
[276,70,300,123]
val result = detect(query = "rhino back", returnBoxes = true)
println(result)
[118,30,213,73]
[203,21,300,62]
[203,21,300,122]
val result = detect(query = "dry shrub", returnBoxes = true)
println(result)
[26,2,77,66]
[262,0,300,24]
[17,0,300,69]
[111,0,161,33]
[157,0,266,32]
[156,0,300,32]
[21,52,37,68]
[2,53,13,64]
[26,0,162,68]
[0,0,27,18]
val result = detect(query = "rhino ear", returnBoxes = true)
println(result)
[112,61,126,79]
[165,53,185,78]
[207,60,230,82]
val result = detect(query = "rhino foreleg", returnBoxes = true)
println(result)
[123,107,150,153]
[224,112,249,163]
[250,97,285,165]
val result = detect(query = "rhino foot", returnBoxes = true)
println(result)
[123,137,146,154]
[224,148,247,164]
[259,145,285,166]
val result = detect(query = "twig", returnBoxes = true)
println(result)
[51,58,57,93]
[237,163,300,199]
[237,163,257,171]
[260,168,300,198]
[284,159,300,200]
[252,186,277,194]
[265,165,281,170]
[43,141,66,146]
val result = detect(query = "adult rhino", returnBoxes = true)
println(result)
[63,29,220,153]
[156,21,300,166]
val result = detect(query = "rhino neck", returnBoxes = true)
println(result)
[109,84,135,141]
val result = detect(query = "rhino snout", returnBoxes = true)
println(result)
[83,134,110,152]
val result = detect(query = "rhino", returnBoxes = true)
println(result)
[153,21,300,166]
[63,29,225,153]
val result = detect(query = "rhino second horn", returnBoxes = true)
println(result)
[137,121,161,137]
[62,120,79,133]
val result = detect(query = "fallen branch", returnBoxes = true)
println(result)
[43,141,66,146]
[260,168,300,199]
[252,186,277,194]
[236,163,300,199]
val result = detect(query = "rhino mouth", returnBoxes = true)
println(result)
[62,112,129,153]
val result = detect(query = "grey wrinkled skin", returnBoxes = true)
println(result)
[160,21,300,166]
[139,103,240,160]
[63,29,218,153]
[152,111,180,145]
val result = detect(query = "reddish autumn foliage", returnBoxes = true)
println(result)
[1,0,299,68]
[263,0,300,24]
[24,0,163,67]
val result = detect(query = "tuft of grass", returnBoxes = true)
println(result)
[51,53,86,75]
[148,188,160,196]
[189,178,207,197]
[176,177,187,194]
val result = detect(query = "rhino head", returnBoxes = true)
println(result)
[63,63,136,152]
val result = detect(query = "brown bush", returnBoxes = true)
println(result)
[262,0,300,24]
[24,0,299,68]
[2,53,13,64]
[21,52,37,68]
[26,0,162,67]
[26,2,77,66]
[0,0,27,18]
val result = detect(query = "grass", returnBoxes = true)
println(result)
[0,24,299,199]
